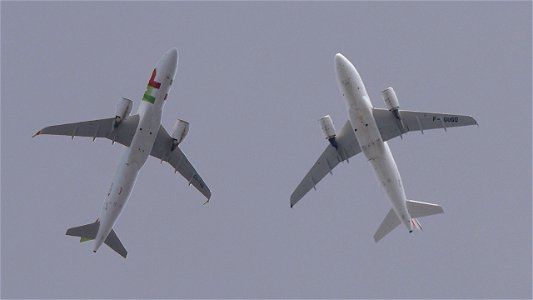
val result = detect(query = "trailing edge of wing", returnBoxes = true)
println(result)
[150,126,211,200]
[33,115,140,147]
[373,108,477,142]
[290,120,361,207]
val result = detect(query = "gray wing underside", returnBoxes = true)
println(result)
[34,115,211,200]
[33,115,140,147]
[372,108,478,142]
[290,108,477,207]
[150,126,211,200]
[290,120,361,207]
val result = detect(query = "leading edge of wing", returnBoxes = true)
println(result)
[290,120,361,208]
[33,115,140,147]
[150,126,211,200]
[373,108,478,142]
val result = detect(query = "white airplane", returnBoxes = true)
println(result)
[291,53,477,242]
[33,48,211,258]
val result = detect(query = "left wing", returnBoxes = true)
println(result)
[290,120,361,207]
[33,115,140,147]
[373,108,478,142]
[150,126,211,201]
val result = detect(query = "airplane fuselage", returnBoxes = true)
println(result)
[334,54,412,231]
[93,49,178,252]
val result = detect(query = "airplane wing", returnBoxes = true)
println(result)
[290,120,361,207]
[33,115,140,147]
[372,108,478,142]
[150,126,211,201]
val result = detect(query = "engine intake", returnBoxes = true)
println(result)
[170,119,189,151]
[113,97,133,128]
[319,115,338,148]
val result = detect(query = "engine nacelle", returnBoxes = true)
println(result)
[319,115,338,148]
[170,119,189,151]
[381,87,406,131]
[113,97,133,128]
[381,87,399,112]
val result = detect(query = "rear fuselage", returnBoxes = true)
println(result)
[93,49,178,252]
[334,53,412,230]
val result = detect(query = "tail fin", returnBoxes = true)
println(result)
[410,218,423,231]
[66,221,127,258]
[374,209,401,242]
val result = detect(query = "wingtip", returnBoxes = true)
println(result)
[32,130,41,138]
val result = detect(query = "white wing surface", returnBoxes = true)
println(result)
[372,108,478,142]
[150,126,211,200]
[290,121,361,207]
[33,115,140,147]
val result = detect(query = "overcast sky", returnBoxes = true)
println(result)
[2,2,531,299]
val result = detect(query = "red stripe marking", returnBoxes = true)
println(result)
[148,69,161,89]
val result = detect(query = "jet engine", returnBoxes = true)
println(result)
[170,119,189,151]
[319,115,338,148]
[381,87,405,130]
[382,87,399,112]
[113,97,133,128]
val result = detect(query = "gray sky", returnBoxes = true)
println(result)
[1,2,531,299]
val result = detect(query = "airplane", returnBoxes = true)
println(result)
[33,48,211,258]
[290,53,477,242]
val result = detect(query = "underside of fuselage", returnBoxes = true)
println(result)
[335,53,413,231]
[92,49,179,254]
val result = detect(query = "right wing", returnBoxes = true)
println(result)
[373,108,478,142]
[290,120,361,207]
[33,115,140,147]
[150,126,211,201]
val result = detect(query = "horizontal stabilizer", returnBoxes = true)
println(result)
[104,229,127,258]
[66,221,99,242]
[66,220,127,258]
[406,200,443,218]
[374,209,401,242]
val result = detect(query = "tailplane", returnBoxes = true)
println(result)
[374,209,401,242]
[374,200,444,242]
[66,220,127,258]
[406,200,444,218]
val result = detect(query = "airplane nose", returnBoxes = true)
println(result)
[157,48,178,77]
[335,53,352,83]
[335,53,348,69]
[165,48,178,66]
[334,53,361,83]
